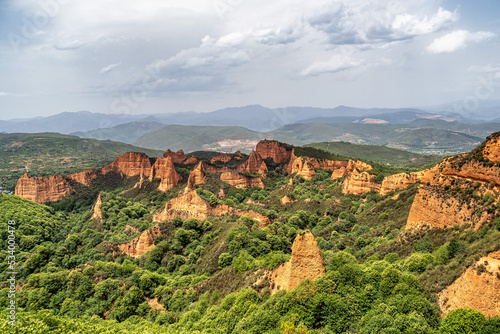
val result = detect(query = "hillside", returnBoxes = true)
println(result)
[72,121,164,144]
[133,125,265,152]
[3,137,500,333]
[305,141,442,169]
[0,133,163,191]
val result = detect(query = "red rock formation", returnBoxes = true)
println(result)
[163,149,197,164]
[331,160,372,180]
[236,149,268,176]
[280,195,295,205]
[15,173,73,203]
[342,169,381,195]
[483,136,500,163]
[269,230,325,292]
[288,156,316,180]
[210,151,243,164]
[91,194,103,220]
[438,250,500,317]
[102,152,152,178]
[256,140,292,163]
[187,161,206,190]
[220,171,264,189]
[118,225,162,258]
[149,157,182,192]
[68,169,100,186]
[153,190,271,227]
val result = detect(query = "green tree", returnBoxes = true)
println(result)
[440,309,486,334]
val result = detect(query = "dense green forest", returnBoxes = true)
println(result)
[1,143,500,333]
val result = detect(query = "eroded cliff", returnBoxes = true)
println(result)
[15,173,73,203]
[256,140,293,163]
[149,156,182,192]
[118,225,162,258]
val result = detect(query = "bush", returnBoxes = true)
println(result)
[440,309,486,334]
[218,253,233,268]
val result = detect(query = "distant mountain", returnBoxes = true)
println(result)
[72,121,164,144]
[422,100,500,121]
[133,125,266,153]
[0,132,163,191]
[0,111,150,134]
[1,104,487,134]
[407,119,500,138]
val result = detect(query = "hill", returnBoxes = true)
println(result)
[133,125,265,152]
[3,137,500,333]
[305,141,442,168]
[0,133,163,191]
[72,121,164,144]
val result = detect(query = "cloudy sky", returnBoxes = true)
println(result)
[0,0,499,119]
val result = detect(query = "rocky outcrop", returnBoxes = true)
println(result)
[331,159,373,180]
[236,149,268,176]
[91,194,103,220]
[379,172,421,196]
[280,195,295,205]
[406,186,489,231]
[118,225,162,258]
[153,190,271,228]
[68,169,101,186]
[256,140,292,163]
[15,173,73,203]
[220,171,264,189]
[102,152,152,178]
[342,169,381,195]
[210,151,244,164]
[269,231,325,293]
[163,149,197,164]
[187,161,206,190]
[438,250,500,317]
[287,156,316,180]
[483,136,500,163]
[149,157,182,192]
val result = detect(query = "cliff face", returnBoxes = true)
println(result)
[118,225,162,258]
[102,152,152,178]
[438,250,500,317]
[149,157,182,192]
[342,169,381,195]
[220,171,264,189]
[236,149,268,176]
[67,169,101,186]
[406,186,488,231]
[15,173,73,203]
[483,137,500,163]
[153,190,271,227]
[269,230,325,292]
[379,173,421,196]
[331,159,373,180]
[163,149,197,164]
[287,156,316,180]
[187,161,206,190]
[256,140,292,163]
[91,194,103,220]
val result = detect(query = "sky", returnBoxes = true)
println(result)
[0,0,500,119]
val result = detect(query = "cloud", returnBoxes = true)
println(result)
[301,53,363,76]
[308,4,457,46]
[0,92,11,97]
[427,30,495,53]
[100,62,122,74]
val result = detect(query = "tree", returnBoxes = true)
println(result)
[440,309,486,334]
[218,253,233,268]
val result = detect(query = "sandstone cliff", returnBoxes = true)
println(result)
[256,140,292,163]
[149,156,182,192]
[67,169,101,186]
[268,230,325,293]
[163,149,197,164]
[236,149,268,176]
[15,173,73,203]
[153,190,271,227]
[287,156,316,180]
[331,159,373,180]
[187,161,206,190]
[91,194,103,220]
[342,169,381,195]
[220,171,264,189]
[379,172,422,196]
[118,225,162,258]
[102,152,152,178]
[438,250,500,317]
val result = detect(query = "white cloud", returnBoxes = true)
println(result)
[100,62,122,74]
[427,30,495,54]
[301,53,363,76]
[0,92,10,97]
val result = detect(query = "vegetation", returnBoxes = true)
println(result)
[1,135,500,333]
